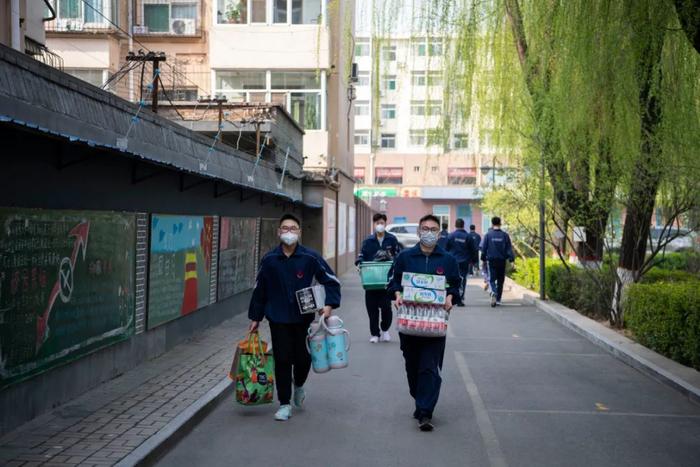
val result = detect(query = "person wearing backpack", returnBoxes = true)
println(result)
[248,214,341,421]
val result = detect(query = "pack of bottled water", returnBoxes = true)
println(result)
[394,303,449,337]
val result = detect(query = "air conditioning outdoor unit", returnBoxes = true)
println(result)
[170,18,195,35]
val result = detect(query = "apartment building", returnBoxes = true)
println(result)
[352,0,506,233]
[43,0,359,272]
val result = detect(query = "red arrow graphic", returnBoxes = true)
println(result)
[36,221,90,352]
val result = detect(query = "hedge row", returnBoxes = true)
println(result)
[624,283,700,370]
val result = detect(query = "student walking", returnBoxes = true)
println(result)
[388,214,461,432]
[437,222,450,250]
[466,224,481,276]
[446,219,474,307]
[248,214,341,421]
[480,217,514,307]
[356,213,401,343]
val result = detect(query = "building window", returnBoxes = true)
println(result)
[66,68,107,88]
[357,71,370,86]
[274,0,288,23]
[380,133,396,149]
[354,167,366,184]
[427,100,442,116]
[218,0,319,25]
[428,39,443,56]
[381,104,396,120]
[413,166,420,172]
[412,40,426,56]
[453,133,469,149]
[382,75,397,91]
[375,167,402,184]
[427,71,442,87]
[411,72,426,87]
[217,0,247,24]
[431,166,439,173]
[355,41,370,57]
[448,167,477,185]
[142,1,199,35]
[51,0,111,29]
[355,100,369,116]
[354,131,369,146]
[410,101,425,116]
[382,45,396,61]
[214,69,323,130]
[409,130,426,146]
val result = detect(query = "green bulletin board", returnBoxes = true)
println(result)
[0,208,136,388]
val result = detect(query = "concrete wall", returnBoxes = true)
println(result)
[0,125,301,435]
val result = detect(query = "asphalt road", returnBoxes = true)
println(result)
[156,273,700,467]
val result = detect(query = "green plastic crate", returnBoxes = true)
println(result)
[359,261,392,290]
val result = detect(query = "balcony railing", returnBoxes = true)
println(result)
[133,0,202,37]
[44,0,119,33]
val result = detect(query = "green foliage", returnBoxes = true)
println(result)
[651,252,700,273]
[624,283,700,370]
[640,268,698,284]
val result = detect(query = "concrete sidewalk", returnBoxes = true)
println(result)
[0,310,251,466]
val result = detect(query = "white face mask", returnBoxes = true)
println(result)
[375,224,386,233]
[280,232,299,246]
[419,231,438,248]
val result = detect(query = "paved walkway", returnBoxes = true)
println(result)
[0,311,252,466]
[158,273,700,467]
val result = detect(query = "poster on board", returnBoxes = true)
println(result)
[323,198,336,259]
[218,217,258,300]
[0,208,135,388]
[259,218,280,262]
[348,206,356,253]
[338,202,347,256]
[148,215,215,329]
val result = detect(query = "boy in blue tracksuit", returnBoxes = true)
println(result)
[480,216,514,307]
[437,223,450,250]
[356,213,401,343]
[467,224,481,276]
[388,214,461,432]
[249,214,341,421]
[446,218,474,307]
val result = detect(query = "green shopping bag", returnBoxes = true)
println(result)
[229,332,275,406]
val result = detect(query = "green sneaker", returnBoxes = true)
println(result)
[293,386,306,409]
[275,404,292,421]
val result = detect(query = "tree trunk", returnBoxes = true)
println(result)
[673,0,700,55]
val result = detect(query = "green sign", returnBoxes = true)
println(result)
[0,208,136,388]
[354,187,398,198]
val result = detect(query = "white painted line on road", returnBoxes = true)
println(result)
[455,352,508,467]
[488,408,700,419]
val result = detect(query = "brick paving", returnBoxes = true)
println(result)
[0,311,255,466]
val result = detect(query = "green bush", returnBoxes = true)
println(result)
[624,282,700,370]
[652,251,700,273]
[640,268,698,284]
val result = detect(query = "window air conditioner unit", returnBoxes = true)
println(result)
[170,18,195,35]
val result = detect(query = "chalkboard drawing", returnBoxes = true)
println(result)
[181,252,198,315]
[0,208,135,388]
[148,215,215,328]
[218,217,257,300]
[36,221,90,352]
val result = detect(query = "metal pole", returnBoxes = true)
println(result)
[539,152,546,300]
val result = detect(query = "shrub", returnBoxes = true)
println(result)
[640,268,697,284]
[652,251,700,273]
[624,282,700,370]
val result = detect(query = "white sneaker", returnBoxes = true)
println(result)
[275,404,292,421]
[369,336,379,344]
[380,331,391,342]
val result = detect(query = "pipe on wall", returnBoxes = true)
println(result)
[11,0,21,51]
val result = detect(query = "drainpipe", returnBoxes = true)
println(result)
[128,0,134,102]
[11,0,21,51]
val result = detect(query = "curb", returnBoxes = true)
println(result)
[116,377,233,467]
[506,278,700,405]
